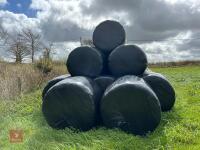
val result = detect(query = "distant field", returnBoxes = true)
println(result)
[0,65,200,149]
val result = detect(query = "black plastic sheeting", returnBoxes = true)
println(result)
[94,76,115,93]
[101,75,161,135]
[109,45,147,77]
[94,76,116,124]
[67,46,103,78]
[100,54,111,75]
[143,73,176,111]
[93,20,126,53]
[42,76,101,131]
[42,74,70,100]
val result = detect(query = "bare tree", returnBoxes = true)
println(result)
[8,34,29,63]
[20,28,41,63]
[0,24,8,46]
[80,37,94,47]
[43,42,54,60]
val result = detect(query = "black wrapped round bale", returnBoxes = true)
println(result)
[143,73,176,111]
[93,20,126,53]
[42,74,70,100]
[42,76,100,131]
[67,46,103,78]
[94,76,115,125]
[101,76,161,135]
[109,45,148,77]
[94,76,115,93]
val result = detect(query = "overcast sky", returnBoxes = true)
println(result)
[0,0,200,62]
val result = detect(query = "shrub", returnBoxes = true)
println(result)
[35,58,53,74]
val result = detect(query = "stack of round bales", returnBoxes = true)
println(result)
[42,20,176,135]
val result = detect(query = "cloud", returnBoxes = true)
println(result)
[31,0,200,48]
[81,0,200,61]
[83,0,200,41]
[0,10,39,33]
[0,10,40,60]
[30,0,93,42]
[17,3,22,8]
[30,0,132,42]
[1,0,200,62]
[0,0,7,6]
[52,41,80,60]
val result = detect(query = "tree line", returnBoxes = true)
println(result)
[0,25,54,63]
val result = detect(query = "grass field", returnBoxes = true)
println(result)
[1,66,200,149]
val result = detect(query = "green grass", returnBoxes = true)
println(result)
[1,66,200,150]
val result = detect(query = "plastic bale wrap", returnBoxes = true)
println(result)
[94,76,115,93]
[93,20,126,53]
[42,76,101,131]
[109,45,147,77]
[94,76,116,124]
[143,73,176,111]
[67,46,103,78]
[101,75,161,135]
[100,53,111,75]
[42,74,70,100]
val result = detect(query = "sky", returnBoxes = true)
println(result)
[1,0,36,17]
[0,0,200,62]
